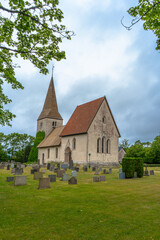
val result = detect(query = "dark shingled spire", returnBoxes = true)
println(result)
[38,76,62,120]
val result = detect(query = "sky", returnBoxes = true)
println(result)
[1,0,160,145]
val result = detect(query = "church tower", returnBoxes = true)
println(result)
[37,75,63,137]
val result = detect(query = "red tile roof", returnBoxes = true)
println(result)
[60,97,105,137]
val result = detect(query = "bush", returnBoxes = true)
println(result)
[135,158,144,178]
[122,157,135,178]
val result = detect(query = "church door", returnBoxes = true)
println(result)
[65,147,71,163]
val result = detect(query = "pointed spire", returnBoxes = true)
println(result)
[38,75,62,121]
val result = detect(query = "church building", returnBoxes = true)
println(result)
[37,76,121,165]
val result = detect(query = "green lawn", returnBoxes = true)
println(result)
[0,166,160,240]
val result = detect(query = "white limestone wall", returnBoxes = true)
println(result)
[87,100,119,164]
[37,118,63,137]
[38,146,61,165]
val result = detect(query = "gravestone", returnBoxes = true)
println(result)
[92,167,96,171]
[119,168,122,173]
[134,172,137,178]
[50,165,55,171]
[61,163,69,169]
[99,167,102,171]
[69,159,73,169]
[14,176,27,186]
[0,165,5,169]
[62,173,69,181]
[100,176,106,181]
[31,169,38,174]
[15,168,23,175]
[11,168,15,174]
[150,170,154,175]
[48,175,56,182]
[41,169,46,174]
[83,166,87,172]
[119,172,125,179]
[6,176,14,182]
[68,177,77,184]
[33,172,43,180]
[47,163,51,170]
[11,163,14,169]
[21,165,25,168]
[71,171,77,177]
[93,176,100,182]
[38,178,50,189]
[7,165,10,170]
[57,169,65,178]
[103,169,107,174]
[109,168,112,174]
[144,170,149,176]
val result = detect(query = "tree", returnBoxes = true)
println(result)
[28,131,45,162]
[146,135,160,164]
[123,1,160,51]
[125,140,146,158]
[119,139,130,151]
[0,0,73,126]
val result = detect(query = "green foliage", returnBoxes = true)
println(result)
[0,0,73,126]
[119,139,130,151]
[125,140,146,158]
[122,157,135,178]
[0,144,8,162]
[28,131,45,163]
[135,158,144,178]
[127,1,160,51]
[0,132,35,162]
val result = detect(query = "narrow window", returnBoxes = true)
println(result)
[40,122,43,128]
[97,138,101,153]
[52,121,57,127]
[56,148,58,158]
[48,149,50,158]
[107,139,111,154]
[73,138,76,150]
[102,136,106,153]
[42,153,45,164]
[102,116,106,123]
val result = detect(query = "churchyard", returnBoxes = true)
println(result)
[0,164,160,240]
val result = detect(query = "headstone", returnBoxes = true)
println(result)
[144,170,149,176]
[31,169,38,174]
[15,168,23,175]
[47,163,51,170]
[69,159,73,169]
[21,165,25,168]
[11,163,14,169]
[119,168,122,173]
[11,168,15,174]
[14,176,27,186]
[103,169,107,174]
[7,165,10,170]
[83,166,87,172]
[119,172,125,179]
[150,170,154,175]
[50,165,55,171]
[109,168,112,174]
[61,163,69,169]
[68,177,77,184]
[57,169,65,178]
[94,170,99,175]
[6,176,14,182]
[71,171,77,177]
[48,175,56,182]
[134,172,137,178]
[62,173,69,181]
[99,167,102,171]
[33,172,43,180]
[0,165,5,169]
[38,178,50,189]
[41,169,46,174]
[93,176,100,182]
[92,167,96,171]
[100,176,106,181]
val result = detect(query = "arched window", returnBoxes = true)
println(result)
[102,136,106,153]
[52,121,57,128]
[102,116,106,124]
[106,139,111,154]
[73,138,76,150]
[56,148,58,158]
[48,149,50,158]
[42,153,45,164]
[97,138,101,153]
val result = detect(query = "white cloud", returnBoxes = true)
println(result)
[67,0,111,11]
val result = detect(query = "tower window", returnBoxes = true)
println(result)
[40,122,43,128]
[52,121,57,127]
[56,148,58,158]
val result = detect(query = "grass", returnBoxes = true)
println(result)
[0,167,160,240]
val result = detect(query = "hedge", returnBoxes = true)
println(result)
[122,157,144,178]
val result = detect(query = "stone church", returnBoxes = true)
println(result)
[37,76,121,165]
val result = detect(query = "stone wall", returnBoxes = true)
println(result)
[37,118,63,137]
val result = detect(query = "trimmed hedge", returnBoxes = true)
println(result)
[122,157,144,178]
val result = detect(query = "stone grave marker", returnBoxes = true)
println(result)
[21,165,25,168]
[71,171,77,177]
[69,159,73,169]
[7,165,10,170]
[57,169,65,178]
[47,163,51,170]
[119,168,122,173]
[68,177,77,184]
[83,166,87,172]
[144,165,149,176]
[150,170,154,175]
[48,175,56,182]
[11,163,14,169]
[92,167,96,171]
[61,163,69,170]
[0,165,5,169]
[103,169,107,174]
[33,172,43,180]
[31,169,38,174]
[109,168,112,174]
[99,167,102,171]
[134,172,137,178]
[94,170,99,175]
[62,173,69,181]
[14,176,27,186]
[50,165,55,171]
[38,178,50,189]
[15,168,23,175]
[100,176,106,181]
[119,172,125,179]
[6,176,14,182]
[93,176,100,182]
[41,169,46,174]
[11,168,15,174]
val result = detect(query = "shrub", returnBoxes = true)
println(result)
[122,157,135,178]
[135,158,144,178]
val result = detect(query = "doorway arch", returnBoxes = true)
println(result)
[65,147,72,163]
